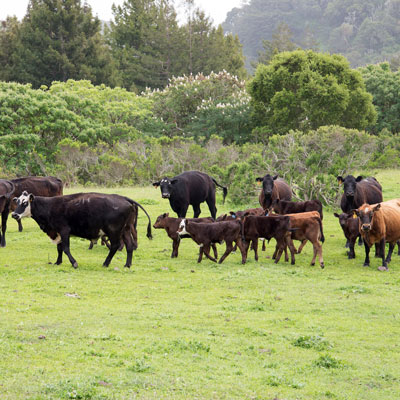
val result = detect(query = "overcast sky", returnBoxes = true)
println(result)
[0,0,244,25]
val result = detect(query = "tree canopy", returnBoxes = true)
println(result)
[248,50,377,135]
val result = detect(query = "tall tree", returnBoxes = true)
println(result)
[248,50,377,135]
[0,17,21,82]
[8,0,116,88]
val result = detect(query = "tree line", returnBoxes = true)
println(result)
[0,0,246,91]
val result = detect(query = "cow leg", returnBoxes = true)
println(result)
[297,240,307,254]
[197,247,204,263]
[203,245,217,262]
[363,241,370,267]
[318,242,324,269]
[193,203,201,218]
[1,206,10,247]
[272,245,277,259]
[397,241,400,256]
[122,232,134,268]
[261,239,266,252]
[211,243,218,259]
[345,239,350,248]
[347,238,356,259]
[252,239,259,261]
[206,196,217,220]
[17,219,23,232]
[55,243,63,265]
[310,241,318,266]
[358,235,363,246]
[374,243,381,258]
[241,240,250,264]
[385,242,395,265]
[60,233,78,268]
[88,240,95,250]
[287,237,296,265]
[103,239,120,267]
[219,241,234,264]
[274,242,286,264]
[172,238,180,258]
[177,204,189,218]
[378,239,388,271]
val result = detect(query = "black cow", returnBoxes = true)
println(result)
[153,171,227,219]
[10,176,63,232]
[0,179,15,247]
[256,174,292,210]
[337,175,383,247]
[12,192,152,268]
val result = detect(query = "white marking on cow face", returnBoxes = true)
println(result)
[365,207,369,213]
[199,243,204,248]
[50,234,62,244]
[178,219,187,235]
[12,192,32,219]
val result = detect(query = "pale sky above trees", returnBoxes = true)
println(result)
[1,0,243,25]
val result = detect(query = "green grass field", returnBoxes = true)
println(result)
[1,171,400,399]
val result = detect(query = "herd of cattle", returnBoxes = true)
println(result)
[1,171,400,272]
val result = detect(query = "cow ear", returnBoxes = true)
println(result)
[356,176,363,182]
[255,177,263,182]
[229,212,236,219]
[22,190,29,196]
[12,196,18,204]
[29,194,35,202]
[337,176,343,184]
[171,179,178,185]
[333,213,339,218]
[153,181,160,188]
[352,209,360,217]
[162,213,168,218]
[273,175,278,180]
[372,203,381,212]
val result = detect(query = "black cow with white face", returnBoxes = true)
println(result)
[12,192,152,268]
[0,179,15,247]
[153,171,227,219]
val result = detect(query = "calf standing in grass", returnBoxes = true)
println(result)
[178,219,245,264]
[334,212,359,259]
[355,200,400,271]
[240,215,296,264]
[153,213,217,259]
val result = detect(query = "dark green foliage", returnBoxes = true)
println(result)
[8,0,116,89]
[359,63,400,134]
[313,354,345,369]
[248,50,377,135]
[292,335,332,351]
[223,0,400,69]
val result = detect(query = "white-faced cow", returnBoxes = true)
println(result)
[0,179,15,247]
[12,192,152,269]
[153,171,227,219]
[10,176,63,232]
[256,174,292,211]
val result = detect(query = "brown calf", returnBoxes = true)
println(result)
[270,199,323,220]
[153,213,217,259]
[177,219,245,264]
[240,215,296,264]
[355,200,400,271]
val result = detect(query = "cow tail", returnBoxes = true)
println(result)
[125,197,153,240]
[212,178,228,204]
[318,218,325,243]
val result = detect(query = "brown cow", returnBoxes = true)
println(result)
[153,213,217,259]
[240,215,296,264]
[270,199,323,220]
[273,211,324,268]
[355,200,400,271]
[256,174,292,210]
[177,219,244,264]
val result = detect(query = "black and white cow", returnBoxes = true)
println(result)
[153,171,227,219]
[0,179,15,247]
[12,192,152,268]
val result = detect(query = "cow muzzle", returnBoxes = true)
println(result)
[162,193,170,199]
[362,224,371,231]
[12,212,20,220]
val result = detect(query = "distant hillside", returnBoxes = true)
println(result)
[222,0,400,70]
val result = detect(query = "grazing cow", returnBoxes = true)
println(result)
[153,171,227,220]
[281,212,325,268]
[12,192,152,268]
[355,200,400,271]
[153,213,217,258]
[0,179,15,247]
[240,215,296,264]
[177,219,245,264]
[256,174,292,210]
[270,199,323,220]
[10,176,63,232]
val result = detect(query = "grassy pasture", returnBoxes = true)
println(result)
[1,170,400,399]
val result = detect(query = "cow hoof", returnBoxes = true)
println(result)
[103,263,109,268]
[363,263,369,267]
[124,264,131,268]
[320,263,325,269]
[72,262,78,269]
[311,262,315,266]
[378,266,388,271]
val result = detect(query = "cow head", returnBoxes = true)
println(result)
[334,212,355,228]
[153,213,169,228]
[177,219,187,235]
[337,175,363,198]
[354,203,381,232]
[153,178,178,199]
[256,174,278,201]
[12,191,34,220]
